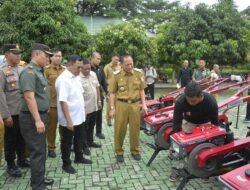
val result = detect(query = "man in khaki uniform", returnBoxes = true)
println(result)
[45,49,65,158]
[104,54,121,126]
[109,55,148,163]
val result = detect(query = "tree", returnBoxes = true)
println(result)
[0,0,91,61]
[157,0,248,68]
[86,22,158,67]
[134,0,179,31]
[76,0,143,17]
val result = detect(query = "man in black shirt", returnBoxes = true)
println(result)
[177,60,192,88]
[170,82,219,181]
[91,52,108,140]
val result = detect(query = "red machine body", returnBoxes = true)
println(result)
[218,164,250,190]
[170,124,227,157]
[170,94,250,178]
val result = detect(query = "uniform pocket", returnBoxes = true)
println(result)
[118,81,127,92]
[133,81,140,90]
[6,76,19,91]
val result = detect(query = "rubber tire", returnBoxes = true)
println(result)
[187,143,217,178]
[154,123,172,149]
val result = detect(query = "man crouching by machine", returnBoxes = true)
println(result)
[169,82,219,181]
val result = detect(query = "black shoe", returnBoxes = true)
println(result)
[17,159,30,168]
[62,165,76,174]
[116,155,124,163]
[48,150,56,158]
[44,177,54,186]
[74,157,92,164]
[7,165,22,177]
[131,154,141,161]
[244,118,250,123]
[88,142,101,148]
[96,133,105,139]
[83,147,91,155]
[169,169,180,182]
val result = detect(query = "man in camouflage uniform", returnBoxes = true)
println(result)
[109,55,148,163]
[45,48,65,158]
[192,59,210,82]
[0,44,29,177]
[104,54,121,126]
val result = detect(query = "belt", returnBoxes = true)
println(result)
[21,110,48,114]
[117,99,140,104]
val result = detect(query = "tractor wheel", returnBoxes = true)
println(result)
[154,123,172,149]
[187,143,217,178]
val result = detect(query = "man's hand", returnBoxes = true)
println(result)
[67,121,74,131]
[4,116,13,127]
[142,104,148,115]
[35,120,45,134]
[0,115,3,126]
[109,109,115,119]
[97,101,102,110]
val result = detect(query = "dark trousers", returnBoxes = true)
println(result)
[85,111,97,145]
[19,112,48,190]
[60,123,84,166]
[96,98,103,135]
[145,83,155,99]
[246,89,250,119]
[4,115,26,166]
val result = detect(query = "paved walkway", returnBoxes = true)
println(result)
[0,105,248,190]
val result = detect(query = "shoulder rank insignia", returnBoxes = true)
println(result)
[114,70,121,75]
[134,68,143,73]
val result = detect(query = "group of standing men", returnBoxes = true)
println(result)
[177,59,220,88]
[0,43,148,190]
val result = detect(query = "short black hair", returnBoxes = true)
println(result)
[184,82,203,97]
[51,48,61,54]
[112,53,120,58]
[82,58,90,65]
[120,54,132,64]
[68,55,82,64]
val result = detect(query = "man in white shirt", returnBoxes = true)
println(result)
[144,64,157,99]
[55,55,92,174]
[80,59,102,155]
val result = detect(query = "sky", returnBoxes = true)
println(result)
[169,0,250,11]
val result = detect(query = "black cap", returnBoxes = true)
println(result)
[32,43,53,55]
[3,44,22,54]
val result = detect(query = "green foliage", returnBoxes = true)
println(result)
[221,69,249,75]
[0,0,91,61]
[76,0,143,17]
[156,0,248,70]
[133,0,179,30]
[87,22,158,67]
